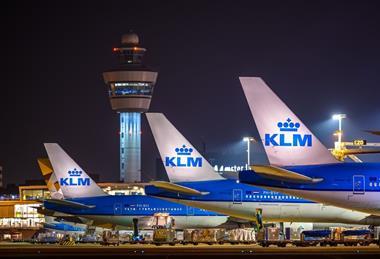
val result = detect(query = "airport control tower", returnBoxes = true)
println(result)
[103,33,158,182]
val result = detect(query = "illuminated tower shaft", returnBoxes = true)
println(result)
[103,33,158,182]
[120,112,141,182]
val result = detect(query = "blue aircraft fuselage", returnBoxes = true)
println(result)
[144,178,380,225]
[240,163,380,192]
[145,179,311,204]
[44,195,222,217]
[239,162,380,216]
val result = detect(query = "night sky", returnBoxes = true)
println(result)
[2,1,380,185]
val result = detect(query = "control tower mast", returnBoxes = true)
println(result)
[103,33,158,182]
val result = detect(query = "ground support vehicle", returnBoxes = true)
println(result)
[100,230,120,246]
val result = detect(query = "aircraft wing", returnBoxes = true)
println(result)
[44,198,95,209]
[251,165,323,184]
[150,181,209,196]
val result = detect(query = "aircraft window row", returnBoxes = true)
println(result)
[245,191,260,195]
[244,194,302,200]
[369,182,380,187]
[124,207,183,211]
[136,204,150,207]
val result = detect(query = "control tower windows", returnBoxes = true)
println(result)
[111,82,153,96]
[118,50,144,64]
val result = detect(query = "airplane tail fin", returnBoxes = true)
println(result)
[44,143,107,198]
[239,77,338,166]
[37,158,64,199]
[146,113,223,182]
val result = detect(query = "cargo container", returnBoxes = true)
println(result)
[285,227,301,240]
[152,228,176,245]
[183,228,225,245]
[227,228,256,244]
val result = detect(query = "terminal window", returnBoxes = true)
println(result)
[21,189,50,201]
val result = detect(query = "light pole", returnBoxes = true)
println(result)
[332,114,346,150]
[243,137,256,168]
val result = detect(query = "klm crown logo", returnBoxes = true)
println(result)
[278,118,300,132]
[265,118,312,147]
[175,145,193,156]
[68,169,82,177]
[165,145,202,168]
[60,168,90,186]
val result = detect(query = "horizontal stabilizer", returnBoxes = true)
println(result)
[55,216,89,224]
[365,130,380,136]
[251,165,323,184]
[44,198,95,209]
[36,207,61,217]
[150,181,209,196]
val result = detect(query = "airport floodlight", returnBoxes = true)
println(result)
[243,137,256,167]
[243,137,255,142]
[332,114,346,150]
[332,114,347,121]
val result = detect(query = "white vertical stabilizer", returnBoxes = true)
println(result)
[240,77,338,166]
[146,113,223,182]
[44,143,107,198]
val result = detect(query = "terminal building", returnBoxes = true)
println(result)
[0,185,46,241]
[103,33,158,182]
